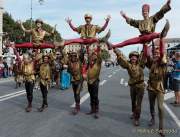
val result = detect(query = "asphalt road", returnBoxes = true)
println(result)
[0,66,179,137]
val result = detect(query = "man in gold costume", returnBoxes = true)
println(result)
[68,52,83,115]
[64,13,111,47]
[38,55,51,112]
[114,49,146,126]
[21,54,35,112]
[86,45,102,119]
[108,0,171,49]
[144,42,167,137]
[15,19,56,49]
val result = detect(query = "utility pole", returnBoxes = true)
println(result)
[0,0,3,56]
[30,0,32,42]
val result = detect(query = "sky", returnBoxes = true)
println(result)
[3,0,180,54]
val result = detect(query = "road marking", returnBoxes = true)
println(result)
[164,92,174,100]
[100,80,107,86]
[0,90,25,99]
[108,75,112,78]
[71,92,90,108]
[71,79,107,108]
[113,71,116,75]
[163,103,180,128]
[124,82,128,87]
[163,91,180,128]
[0,78,13,84]
[0,92,26,102]
[120,78,124,85]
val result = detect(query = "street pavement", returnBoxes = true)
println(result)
[0,66,179,137]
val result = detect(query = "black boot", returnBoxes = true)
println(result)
[134,119,140,126]
[18,82,21,88]
[94,105,99,119]
[159,129,165,137]
[72,103,80,115]
[38,104,48,112]
[25,102,32,112]
[86,105,95,115]
[148,117,155,127]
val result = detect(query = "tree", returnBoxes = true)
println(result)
[3,12,24,42]
[3,12,62,43]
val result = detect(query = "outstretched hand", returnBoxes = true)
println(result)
[167,0,171,5]
[105,15,111,22]
[65,17,72,24]
[120,11,126,19]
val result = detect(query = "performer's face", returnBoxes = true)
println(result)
[91,54,97,62]
[130,56,138,64]
[71,55,78,62]
[142,10,149,19]
[85,18,92,24]
[24,58,30,64]
[36,22,42,28]
[153,52,160,62]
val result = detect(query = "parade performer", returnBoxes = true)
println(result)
[12,45,23,89]
[86,45,102,119]
[13,58,23,88]
[114,48,146,126]
[15,16,111,49]
[68,52,84,115]
[65,13,111,47]
[21,54,35,112]
[108,0,171,49]
[144,40,167,137]
[15,19,56,49]
[38,55,51,112]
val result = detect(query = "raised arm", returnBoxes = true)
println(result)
[120,11,139,28]
[65,17,78,32]
[18,20,32,33]
[113,48,130,69]
[153,0,171,23]
[98,15,111,33]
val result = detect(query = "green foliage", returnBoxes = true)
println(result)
[3,12,24,42]
[3,12,62,43]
